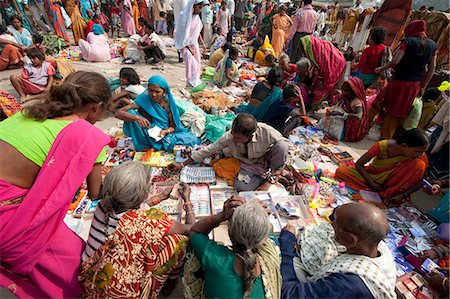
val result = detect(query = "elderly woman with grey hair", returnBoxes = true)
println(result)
[183,197,282,299]
[79,161,195,298]
[290,57,313,110]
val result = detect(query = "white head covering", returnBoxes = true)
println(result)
[203,0,210,4]
[174,0,203,49]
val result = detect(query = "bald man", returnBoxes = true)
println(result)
[279,202,397,299]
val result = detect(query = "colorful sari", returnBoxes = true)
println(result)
[271,14,291,58]
[0,91,22,118]
[80,208,188,298]
[343,77,368,142]
[43,0,70,41]
[213,50,238,87]
[335,140,428,199]
[236,86,283,120]
[123,75,201,152]
[248,36,275,66]
[70,6,87,44]
[0,119,110,298]
[299,35,346,109]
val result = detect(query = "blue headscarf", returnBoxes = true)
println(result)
[92,24,104,35]
[135,75,187,133]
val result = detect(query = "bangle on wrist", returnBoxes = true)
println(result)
[153,195,161,205]
[442,277,448,291]
[186,211,195,216]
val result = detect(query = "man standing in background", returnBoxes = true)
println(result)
[286,0,317,63]
[201,0,214,46]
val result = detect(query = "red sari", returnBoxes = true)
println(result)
[343,77,369,142]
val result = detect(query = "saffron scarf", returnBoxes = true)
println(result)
[0,119,109,298]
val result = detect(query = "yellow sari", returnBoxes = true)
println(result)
[248,36,275,66]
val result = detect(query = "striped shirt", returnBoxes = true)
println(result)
[82,202,125,261]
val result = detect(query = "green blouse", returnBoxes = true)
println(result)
[0,113,105,166]
[190,233,265,299]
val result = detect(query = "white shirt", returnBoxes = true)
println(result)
[227,0,235,15]
[148,32,167,55]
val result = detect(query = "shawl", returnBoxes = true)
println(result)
[404,20,427,38]
[136,75,188,133]
[295,222,396,299]
[174,0,204,49]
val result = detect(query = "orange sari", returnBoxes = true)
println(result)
[271,14,291,58]
[335,140,428,198]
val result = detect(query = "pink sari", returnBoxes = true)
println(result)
[181,14,202,87]
[0,119,110,298]
[121,0,136,36]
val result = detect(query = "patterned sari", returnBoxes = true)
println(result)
[299,35,346,109]
[80,208,188,298]
[335,140,428,198]
[43,0,70,41]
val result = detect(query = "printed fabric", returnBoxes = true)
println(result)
[80,208,188,298]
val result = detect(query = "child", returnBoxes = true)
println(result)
[264,54,278,68]
[10,48,55,103]
[156,11,168,35]
[214,46,241,87]
[418,87,441,129]
[110,1,121,38]
[110,67,146,111]
[210,27,226,53]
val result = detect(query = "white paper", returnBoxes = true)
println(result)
[147,126,163,141]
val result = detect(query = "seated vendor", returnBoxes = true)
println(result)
[279,53,297,86]
[236,67,283,121]
[115,75,201,152]
[80,162,195,298]
[184,198,281,299]
[214,46,241,87]
[208,42,232,68]
[243,32,275,66]
[326,77,368,142]
[335,128,429,203]
[280,202,396,298]
[260,84,306,137]
[174,113,291,192]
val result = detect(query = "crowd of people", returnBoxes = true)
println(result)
[0,0,449,298]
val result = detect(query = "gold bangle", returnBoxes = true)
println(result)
[443,277,449,292]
